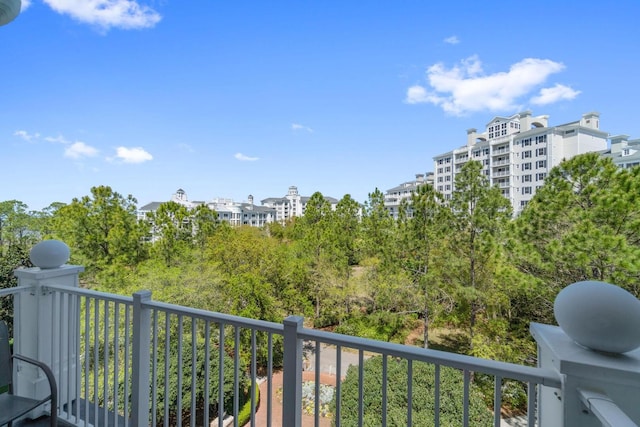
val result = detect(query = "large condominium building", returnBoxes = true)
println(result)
[599,135,640,169]
[432,111,609,214]
[261,186,339,224]
[383,173,434,218]
[138,189,276,230]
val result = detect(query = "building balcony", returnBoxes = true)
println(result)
[492,159,511,167]
[3,247,640,427]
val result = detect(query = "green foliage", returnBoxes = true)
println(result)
[237,384,260,427]
[49,186,148,274]
[335,311,417,343]
[0,245,31,334]
[513,153,640,322]
[334,355,494,426]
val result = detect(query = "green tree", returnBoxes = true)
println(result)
[397,183,450,348]
[360,188,396,266]
[448,161,512,349]
[0,200,34,252]
[293,192,339,324]
[513,153,640,319]
[50,186,148,274]
[192,204,221,250]
[0,245,31,334]
[148,201,193,266]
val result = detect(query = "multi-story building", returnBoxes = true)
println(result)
[138,189,276,231]
[383,173,434,218]
[599,135,640,169]
[261,185,339,223]
[432,111,609,214]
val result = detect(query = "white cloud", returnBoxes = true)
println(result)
[21,0,32,10]
[13,130,40,142]
[444,35,460,45]
[406,55,571,115]
[115,146,153,163]
[42,0,161,31]
[405,85,430,104]
[65,142,99,159]
[291,123,314,133]
[235,153,259,161]
[44,135,70,144]
[531,84,581,105]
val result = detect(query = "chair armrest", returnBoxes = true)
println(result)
[12,354,58,401]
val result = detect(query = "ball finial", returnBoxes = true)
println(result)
[30,240,71,269]
[554,280,640,354]
[0,0,21,27]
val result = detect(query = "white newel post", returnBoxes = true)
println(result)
[12,240,84,419]
[533,280,640,427]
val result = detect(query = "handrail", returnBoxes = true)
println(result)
[300,327,562,388]
[578,388,638,427]
[0,285,34,297]
[44,283,133,304]
[144,299,284,334]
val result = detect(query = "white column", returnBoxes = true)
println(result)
[13,256,83,418]
[532,323,640,427]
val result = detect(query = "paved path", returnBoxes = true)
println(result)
[253,342,366,427]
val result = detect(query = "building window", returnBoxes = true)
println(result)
[536,173,547,181]
[523,174,532,182]
[537,147,547,156]
[520,200,529,207]
[445,175,451,182]
[437,168,443,174]
[438,177,443,183]
[537,160,547,168]
[623,148,630,156]
[523,186,532,194]
[522,138,532,146]
[445,166,451,172]
[535,135,547,144]
[523,162,532,170]
[523,150,532,158]
[438,185,443,191]
[445,185,451,191]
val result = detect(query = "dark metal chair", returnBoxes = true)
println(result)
[0,321,57,427]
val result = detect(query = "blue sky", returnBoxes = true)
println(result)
[2,0,639,211]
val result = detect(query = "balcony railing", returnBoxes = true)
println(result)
[4,264,640,427]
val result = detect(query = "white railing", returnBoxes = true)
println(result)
[2,281,638,427]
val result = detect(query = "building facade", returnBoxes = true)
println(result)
[599,135,640,169]
[432,111,609,214]
[260,186,339,224]
[383,173,434,218]
[138,189,276,230]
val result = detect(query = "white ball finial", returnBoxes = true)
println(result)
[30,240,71,269]
[554,280,640,354]
[0,0,21,27]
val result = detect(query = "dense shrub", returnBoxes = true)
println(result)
[333,355,494,426]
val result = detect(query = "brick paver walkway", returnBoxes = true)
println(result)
[254,371,338,427]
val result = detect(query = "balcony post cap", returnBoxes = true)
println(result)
[554,280,640,354]
[30,239,71,269]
